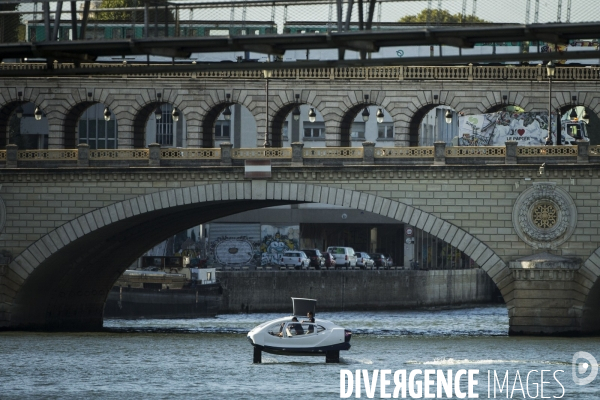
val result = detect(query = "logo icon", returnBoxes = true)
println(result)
[396,50,404,57]
[572,351,598,385]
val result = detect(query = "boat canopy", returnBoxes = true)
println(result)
[292,297,316,317]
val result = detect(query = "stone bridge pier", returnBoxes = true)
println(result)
[0,164,598,334]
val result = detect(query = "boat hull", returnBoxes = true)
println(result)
[253,342,351,357]
[103,284,222,319]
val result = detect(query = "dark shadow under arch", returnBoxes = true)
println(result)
[340,103,375,147]
[64,101,101,149]
[271,103,298,147]
[408,104,439,147]
[132,101,166,148]
[0,101,27,149]
[201,103,231,148]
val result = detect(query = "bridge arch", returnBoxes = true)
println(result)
[3,183,511,331]
[0,91,47,149]
[579,247,600,333]
[339,93,388,147]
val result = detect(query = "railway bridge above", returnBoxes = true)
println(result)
[0,148,599,335]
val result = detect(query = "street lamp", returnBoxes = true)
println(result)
[445,110,453,124]
[15,91,23,119]
[155,93,162,121]
[222,93,231,121]
[569,108,577,120]
[362,94,370,122]
[547,61,556,144]
[103,107,111,121]
[582,110,590,124]
[34,106,43,121]
[362,107,370,122]
[308,108,316,123]
[292,94,300,121]
[376,108,384,124]
[172,107,180,122]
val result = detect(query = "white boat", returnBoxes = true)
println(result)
[247,298,351,363]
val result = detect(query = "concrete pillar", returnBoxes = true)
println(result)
[77,143,89,167]
[577,140,589,163]
[291,142,304,165]
[220,142,233,166]
[148,143,161,166]
[362,141,375,164]
[6,144,17,168]
[433,141,446,165]
[505,141,518,164]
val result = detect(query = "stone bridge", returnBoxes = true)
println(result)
[0,160,599,335]
[1,64,600,148]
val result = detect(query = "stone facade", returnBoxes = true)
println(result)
[0,164,598,333]
[1,68,600,148]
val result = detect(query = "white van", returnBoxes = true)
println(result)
[325,246,357,269]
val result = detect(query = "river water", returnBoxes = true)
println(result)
[1,306,600,399]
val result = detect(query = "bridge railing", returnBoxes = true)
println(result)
[2,63,599,81]
[0,141,596,168]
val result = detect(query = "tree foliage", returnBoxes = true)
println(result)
[96,0,173,22]
[399,9,489,24]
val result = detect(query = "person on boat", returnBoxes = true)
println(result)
[290,317,304,335]
[303,311,315,333]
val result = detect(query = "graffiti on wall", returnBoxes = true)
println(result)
[209,236,261,267]
[260,225,300,266]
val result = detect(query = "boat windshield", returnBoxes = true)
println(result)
[283,323,325,337]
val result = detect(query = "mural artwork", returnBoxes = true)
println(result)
[260,225,300,266]
[209,236,261,267]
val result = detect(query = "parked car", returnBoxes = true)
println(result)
[322,252,337,268]
[370,253,390,269]
[301,249,325,269]
[326,246,358,269]
[355,252,375,269]
[281,251,309,270]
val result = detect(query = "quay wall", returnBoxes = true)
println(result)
[216,269,499,313]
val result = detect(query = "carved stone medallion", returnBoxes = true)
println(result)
[512,182,577,249]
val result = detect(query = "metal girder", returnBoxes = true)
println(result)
[1,50,597,78]
[1,22,599,61]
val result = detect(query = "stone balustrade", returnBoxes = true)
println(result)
[2,63,599,81]
[0,142,597,168]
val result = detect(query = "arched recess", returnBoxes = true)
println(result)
[270,103,299,148]
[65,102,117,149]
[0,100,50,149]
[409,104,459,146]
[132,101,186,148]
[4,183,511,331]
[340,103,376,147]
[201,102,231,148]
